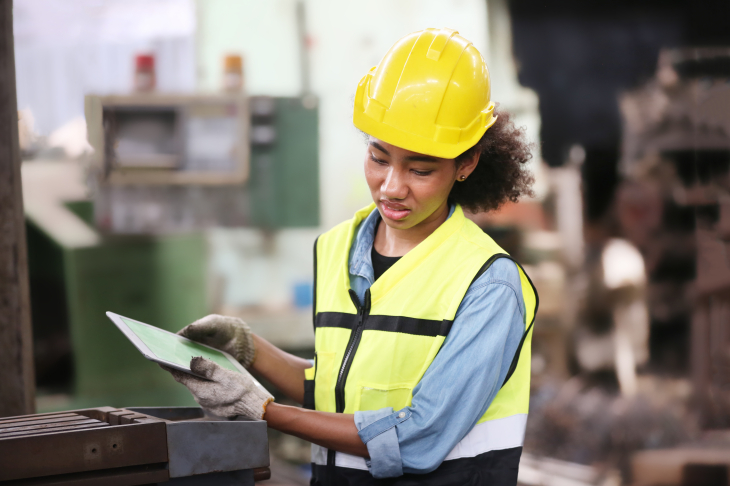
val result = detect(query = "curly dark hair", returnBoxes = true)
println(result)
[451,109,534,212]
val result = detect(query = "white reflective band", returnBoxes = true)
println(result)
[444,413,527,461]
[311,443,328,466]
[311,444,369,470]
[311,414,527,470]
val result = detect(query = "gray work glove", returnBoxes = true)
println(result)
[165,357,274,420]
[178,315,256,369]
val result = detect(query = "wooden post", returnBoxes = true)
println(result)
[0,0,35,417]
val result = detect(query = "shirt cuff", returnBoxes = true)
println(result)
[354,408,412,478]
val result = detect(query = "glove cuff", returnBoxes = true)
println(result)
[233,319,256,369]
[233,385,274,420]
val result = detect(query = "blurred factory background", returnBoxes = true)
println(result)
[6,0,730,484]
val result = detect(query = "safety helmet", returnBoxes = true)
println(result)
[353,28,496,159]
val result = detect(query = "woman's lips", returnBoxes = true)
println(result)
[380,201,411,221]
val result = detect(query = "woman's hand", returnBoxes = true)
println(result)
[164,357,274,420]
[171,326,368,458]
[179,315,314,405]
[178,315,256,369]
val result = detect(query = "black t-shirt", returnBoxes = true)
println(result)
[371,246,401,281]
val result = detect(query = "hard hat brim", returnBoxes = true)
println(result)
[354,108,495,160]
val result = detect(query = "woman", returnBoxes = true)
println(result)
[166,28,537,485]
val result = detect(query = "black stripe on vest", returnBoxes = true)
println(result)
[312,236,320,332]
[315,312,453,337]
[311,446,523,486]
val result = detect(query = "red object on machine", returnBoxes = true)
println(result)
[134,54,156,92]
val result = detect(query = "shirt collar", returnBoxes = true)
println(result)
[349,204,456,281]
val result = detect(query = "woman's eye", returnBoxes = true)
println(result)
[369,153,387,165]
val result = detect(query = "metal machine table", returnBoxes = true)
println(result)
[0,406,270,485]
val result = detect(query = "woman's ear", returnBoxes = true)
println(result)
[456,150,480,181]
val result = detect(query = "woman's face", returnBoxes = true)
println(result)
[364,137,471,230]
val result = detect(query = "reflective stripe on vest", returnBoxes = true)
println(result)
[310,203,538,465]
[311,413,528,469]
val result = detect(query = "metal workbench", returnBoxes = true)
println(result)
[0,406,270,485]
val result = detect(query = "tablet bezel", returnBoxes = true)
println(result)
[106,311,249,378]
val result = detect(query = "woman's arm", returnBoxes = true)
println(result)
[264,402,369,457]
[249,334,312,404]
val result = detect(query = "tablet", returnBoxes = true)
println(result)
[106,311,247,378]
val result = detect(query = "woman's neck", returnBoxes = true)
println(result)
[373,202,450,257]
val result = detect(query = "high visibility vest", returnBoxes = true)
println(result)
[305,203,538,474]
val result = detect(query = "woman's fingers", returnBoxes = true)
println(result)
[189,356,220,379]
[179,314,223,338]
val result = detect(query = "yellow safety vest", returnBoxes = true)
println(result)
[305,203,538,470]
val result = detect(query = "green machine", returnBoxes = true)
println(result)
[28,218,205,409]
[27,96,319,410]
[249,97,320,228]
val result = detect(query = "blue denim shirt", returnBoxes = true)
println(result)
[348,206,525,478]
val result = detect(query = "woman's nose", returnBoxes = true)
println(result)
[381,168,408,199]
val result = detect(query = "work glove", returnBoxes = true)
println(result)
[178,315,256,369]
[165,357,274,420]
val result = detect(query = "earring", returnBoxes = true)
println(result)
[459,175,467,181]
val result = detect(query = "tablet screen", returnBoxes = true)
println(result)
[121,316,240,373]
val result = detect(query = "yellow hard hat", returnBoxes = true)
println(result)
[353,28,496,159]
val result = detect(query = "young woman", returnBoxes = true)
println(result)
[166,28,537,485]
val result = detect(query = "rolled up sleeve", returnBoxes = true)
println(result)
[354,407,412,478]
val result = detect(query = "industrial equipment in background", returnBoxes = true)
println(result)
[85,93,318,233]
[616,48,730,486]
[0,406,270,485]
[85,51,318,234]
[85,91,251,233]
[620,47,730,428]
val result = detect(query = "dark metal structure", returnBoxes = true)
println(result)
[620,48,730,427]
[0,0,36,418]
[0,406,270,485]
